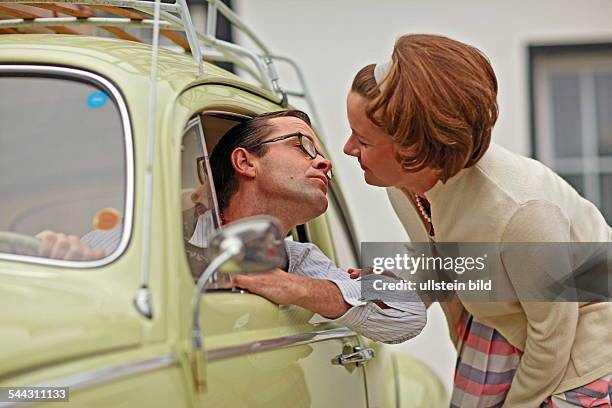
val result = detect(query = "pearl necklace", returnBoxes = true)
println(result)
[414,194,432,224]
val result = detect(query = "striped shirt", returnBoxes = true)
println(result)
[285,240,426,344]
[82,229,426,344]
[82,227,122,255]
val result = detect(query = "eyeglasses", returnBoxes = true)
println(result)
[257,132,333,179]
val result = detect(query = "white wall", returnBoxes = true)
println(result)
[234,0,612,394]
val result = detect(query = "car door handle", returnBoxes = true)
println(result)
[331,346,375,366]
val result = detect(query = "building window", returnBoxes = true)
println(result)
[530,43,612,223]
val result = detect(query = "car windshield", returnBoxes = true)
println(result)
[0,71,128,262]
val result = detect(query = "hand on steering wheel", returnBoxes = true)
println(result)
[35,230,105,261]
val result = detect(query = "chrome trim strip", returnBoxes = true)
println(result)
[207,327,358,362]
[0,18,175,30]
[0,354,177,408]
[201,110,253,122]
[0,65,135,270]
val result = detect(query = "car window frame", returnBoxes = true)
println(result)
[0,65,134,268]
[182,115,223,228]
[178,114,225,281]
[325,183,360,268]
[186,110,253,290]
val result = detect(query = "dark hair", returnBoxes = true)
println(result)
[351,34,498,181]
[209,110,312,210]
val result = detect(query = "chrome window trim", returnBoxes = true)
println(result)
[207,327,358,362]
[328,182,361,262]
[0,65,135,269]
[0,354,177,408]
[0,328,357,406]
[201,110,253,122]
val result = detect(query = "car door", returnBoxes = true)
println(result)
[173,84,369,407]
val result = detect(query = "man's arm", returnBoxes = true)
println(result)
[232,269,350,318]
[233,241,426,344]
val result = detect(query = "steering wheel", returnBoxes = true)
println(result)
[0,231,41,256]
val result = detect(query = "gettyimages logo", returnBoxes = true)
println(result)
[359,242,611,303]
[371,253,487,275]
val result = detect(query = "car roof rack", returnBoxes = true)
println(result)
[0,0,321,126]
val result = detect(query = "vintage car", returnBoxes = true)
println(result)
[0,1,446,406]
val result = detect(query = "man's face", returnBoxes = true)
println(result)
[253,116,332,221]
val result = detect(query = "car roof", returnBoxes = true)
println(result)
[0,34,279,101]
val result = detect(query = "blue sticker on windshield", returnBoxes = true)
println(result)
[87,91,108,109]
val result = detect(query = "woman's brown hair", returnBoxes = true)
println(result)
[351,34,498,181]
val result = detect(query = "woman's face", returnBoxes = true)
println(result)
[344,91,439,193]
[344,92,405,187]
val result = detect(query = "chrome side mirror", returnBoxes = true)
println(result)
[192,216,286,351]
[206,215,287,274]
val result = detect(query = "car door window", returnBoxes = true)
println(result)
[0,68,131,264]
[180,116,222,279]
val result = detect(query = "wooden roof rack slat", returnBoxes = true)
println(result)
[24,3,92,18]
[48,24,78,34]
[100,25,140,42]
[159,28,188,51]
[85,5,189,49]
[0,5,82,34]
[88,4,143,20]
[0,5,37,19]
[18,4,144,40]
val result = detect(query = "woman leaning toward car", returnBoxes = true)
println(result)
[343,34,612,407]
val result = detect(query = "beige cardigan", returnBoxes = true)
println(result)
[387,143,612,407]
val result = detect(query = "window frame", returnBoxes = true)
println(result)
[182,115,223,228]
[0,65,134,268]
[183,110,251,289]
[325,183,360,269]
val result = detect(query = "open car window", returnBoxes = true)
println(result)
[180,116,222,279]
[186,111,254,287]
[0,68,131,264]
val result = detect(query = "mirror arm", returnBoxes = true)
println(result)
[192,240,244,350]
[188,239,243,393]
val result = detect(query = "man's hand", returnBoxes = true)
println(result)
[36,230,105,261]
[232,269,351,319]
[347,267,398,280]
[347,267,368,279]
[346,267,395,310]
[232,269,304,305]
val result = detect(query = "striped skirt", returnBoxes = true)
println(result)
[450,312,612,407]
